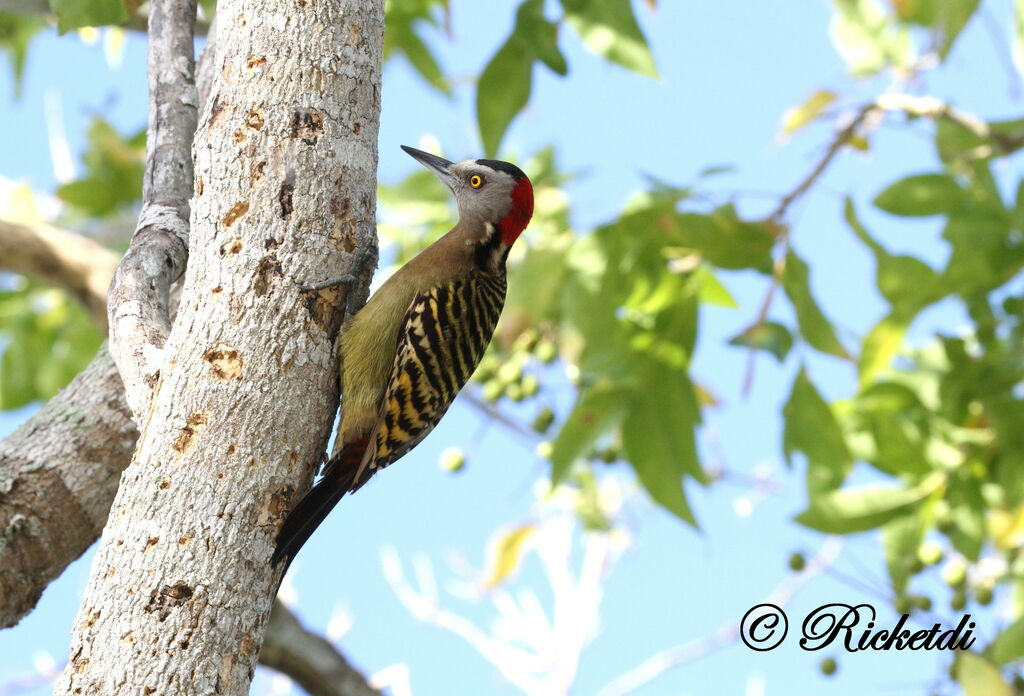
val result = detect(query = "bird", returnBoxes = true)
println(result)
[272,145,534,567]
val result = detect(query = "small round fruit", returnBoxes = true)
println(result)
[439,448,465,473]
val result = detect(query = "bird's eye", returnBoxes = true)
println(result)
[469,174,484,188]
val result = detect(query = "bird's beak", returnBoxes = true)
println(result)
[401,145,456,189]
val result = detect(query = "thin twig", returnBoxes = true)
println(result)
[767,102,878,226]
[106,0,198,420]
[743,93,1021,395]
[460,388,541,442]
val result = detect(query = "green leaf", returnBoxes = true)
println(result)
[0,286,103,410]
[49,0,129,33]
[782,251,849,359]
[384,0,450,93]
[795,474,943,534]
[550,381,629,483]
[389,24,449,94]
[622,364,702,525]
[873,173,965,217]
[477,32,533,157]
[949,478,986,561]
[505,244,571,324]
[934,0,980,58]
[881,509,928,594]
[845,198,943,317]
[991,616,1024,666]
[783,368,853,495]
[694,265,737,308]
[56,118,145,217]
[728,321,793,362]
[484,524,535,588]
[0,12,46,97]
[562,0,658,77]
[935,116,1024,163]
[858,313,907,387]
[942,215,1023,296]
[955,653,1012,696]
[892,0,939,25]
[780,89,837,136]
[672,208,775,271]
[516,0,568,75]
[830,0,911,75]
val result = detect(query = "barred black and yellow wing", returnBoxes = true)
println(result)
[351,271,507,488]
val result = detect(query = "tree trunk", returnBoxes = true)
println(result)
[55,1,383,694]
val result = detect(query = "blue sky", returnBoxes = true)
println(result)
[0,1,1018,695]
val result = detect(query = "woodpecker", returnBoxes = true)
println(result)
[272,146,534,566]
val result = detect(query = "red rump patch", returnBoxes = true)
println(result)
[498,177,534,246]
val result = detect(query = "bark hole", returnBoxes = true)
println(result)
[172,412,211,453]
[254,253,283,296]
[252,161,267,185]
[221,201,250,227]
[278,181,294,219]
[203,345,243,380]
[290,109,324,145]
[209,96,228,128]
[144,583,194,622]
[244,107,264,130]
[219,238,243,257]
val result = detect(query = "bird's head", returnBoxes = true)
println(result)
[401,145,534,247]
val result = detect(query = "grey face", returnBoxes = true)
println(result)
[401,146,517,224]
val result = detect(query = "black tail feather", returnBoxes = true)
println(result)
[271,438,368,569]
[271,473,351,568]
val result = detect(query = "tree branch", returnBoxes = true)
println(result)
[0,345,135,629]
[0,219,118,329]
[260,602,383,696]
[105,0,197,421]
[769,93,1021,227]
[0,0,211,36]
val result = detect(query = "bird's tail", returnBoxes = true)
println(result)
[271,437,369,568]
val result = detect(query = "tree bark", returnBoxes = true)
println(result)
[54,1,383,694]
[261,603,383,696]
[0,346,136,629]
[106,0,197,422]
[0,222,380,694]
[0,220,119,329]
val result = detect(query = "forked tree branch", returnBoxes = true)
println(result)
[105,0,197,421]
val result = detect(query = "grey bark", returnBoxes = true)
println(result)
[0,346,136,629]
[261,603,383,696]
[0,219,119,329]
[106,0,198,422]
[55,1,383,695]
[0,226,379,694]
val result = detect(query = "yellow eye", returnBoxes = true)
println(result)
[469,174,484,188]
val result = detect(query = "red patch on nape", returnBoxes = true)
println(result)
[498,177,534,246]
